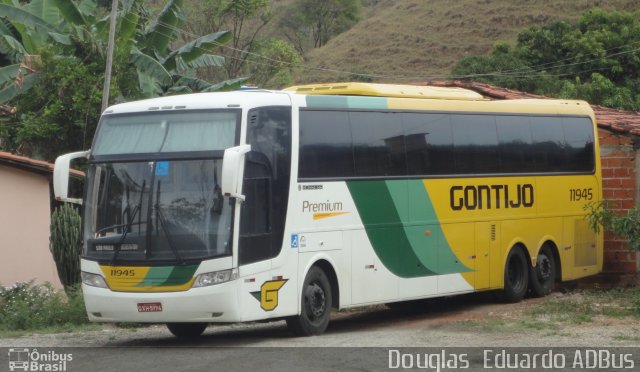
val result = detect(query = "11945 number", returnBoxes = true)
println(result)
[569,188,593,201]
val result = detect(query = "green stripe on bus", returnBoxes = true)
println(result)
[347,180,471,278]
[306,95,388,110]
[159,265,199,286]
[387,180,471,275]
[135,265,198,287]
[347,180,436,278]
[135,266,173,286]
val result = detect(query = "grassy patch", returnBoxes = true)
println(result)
[613,334,640,342]
[526,288,640,325]
[0,281,91,336]
[452,288,640,334]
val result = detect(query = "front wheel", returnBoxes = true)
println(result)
[497,246,529,303]
[529,245,556,297]
[166,323,207,338]
[286,266,332,336]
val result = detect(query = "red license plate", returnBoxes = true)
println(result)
[137,302,162,312]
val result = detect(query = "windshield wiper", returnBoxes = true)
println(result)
[111,180,145,265]
[154,180,184,264]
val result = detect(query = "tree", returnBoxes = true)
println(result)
[10,51,103,159]
[184,0,272,80]
[0,0,245,160]
[451,8,640,111]
[0,0,245,101]
[245,38,301,88]
[280,0,361,52]
[183,0,304,87]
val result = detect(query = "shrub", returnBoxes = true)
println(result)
[0,281,88,331]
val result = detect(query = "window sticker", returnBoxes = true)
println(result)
[155,161,169,176]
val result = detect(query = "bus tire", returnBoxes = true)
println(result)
[498,246,529,303]
[166,323,207,338]
[286,266,332,336]
[529,245,556,297]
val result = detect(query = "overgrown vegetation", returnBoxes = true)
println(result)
[0,0,244,161]
[0,281,89,333]
[454,289,640,334]
[451,8,640,111]
[585,201,640,252]
[279,0,361,53]
[183,0,304,88]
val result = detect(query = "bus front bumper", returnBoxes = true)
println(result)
[82,282,240,323]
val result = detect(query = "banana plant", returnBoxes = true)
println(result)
[0,0,245,104]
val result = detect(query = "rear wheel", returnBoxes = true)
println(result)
[286,266,332,336]
[166,323,207,338]
[529,245,556,297]
[498,246,529,303]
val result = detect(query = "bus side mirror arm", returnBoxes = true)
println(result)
[221,145,251,202]
[53,150,90,204]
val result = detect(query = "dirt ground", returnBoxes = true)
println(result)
[2,291,639,348]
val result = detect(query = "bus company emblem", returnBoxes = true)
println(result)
[251,279,288,311]
[450,184,534,211]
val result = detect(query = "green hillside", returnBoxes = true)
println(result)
[294,0,639,84]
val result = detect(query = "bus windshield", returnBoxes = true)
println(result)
[83,158,232,262]
[82,109,239,262]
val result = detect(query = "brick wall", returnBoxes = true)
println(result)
[598,129,638,275]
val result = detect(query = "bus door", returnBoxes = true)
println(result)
[237,107,292,316]
[238,107,292,271]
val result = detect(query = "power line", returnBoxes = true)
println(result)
[127,15,640,83]
[161,19,640,81]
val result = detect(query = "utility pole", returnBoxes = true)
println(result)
[101,0,119,112]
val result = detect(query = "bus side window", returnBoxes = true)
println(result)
[350,111,406,176]
[403,113,454,175]
[562,117,595,172]
[496,115,534,173]
[531,117,565,172]
[299,110,353,179]
[451,114,500,174]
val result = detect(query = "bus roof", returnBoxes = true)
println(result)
[284,82,486,101]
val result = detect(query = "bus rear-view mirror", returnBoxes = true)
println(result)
[221,144,251,201]
[53,150,90,204]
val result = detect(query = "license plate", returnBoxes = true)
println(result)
[137,302,162,312]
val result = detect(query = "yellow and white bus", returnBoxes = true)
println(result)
[54,83,602,337]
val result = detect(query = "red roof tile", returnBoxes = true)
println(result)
[0,151,84,177]
[421,81,640,137]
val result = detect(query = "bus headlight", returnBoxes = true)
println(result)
[192,269,238,288]
[81,272,109,288]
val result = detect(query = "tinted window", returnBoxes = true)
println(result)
[496,116,534,173]
[451,114,500,174]
[531,117,565,171]
[298,110,595,179]
[404,113,453,175]
[299,110,353,178]
[563,117,595,172]
[350,111,406,176]
[241,107,292,264]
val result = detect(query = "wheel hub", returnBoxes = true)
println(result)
[305,283,326,320]
[537,254,551,280]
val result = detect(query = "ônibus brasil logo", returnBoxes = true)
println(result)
[7,348,72,371]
